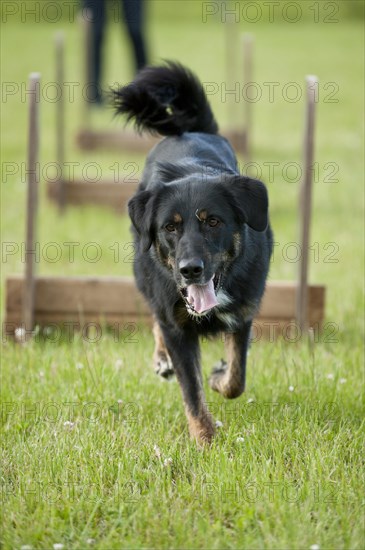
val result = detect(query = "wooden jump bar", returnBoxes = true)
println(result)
[76,127,160,152]
[47,179,138,211]
[75,127,247,154]
[5,276,325,337]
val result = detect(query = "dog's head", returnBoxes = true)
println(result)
[128,173,268,317]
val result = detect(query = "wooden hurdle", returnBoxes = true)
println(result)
[4,71,325,341]
[75,12,251,156]
[5,277,325,341]
[46,31,139,211]
[47,28,253,210]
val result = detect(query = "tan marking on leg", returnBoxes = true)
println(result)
[185,400,215,445]
[153,318,166,355]
[209,333,245,398]
[225,333,244,396]
[152,318,172,373]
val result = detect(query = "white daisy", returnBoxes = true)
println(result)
[14,327,26,342]
[63,421,75,429]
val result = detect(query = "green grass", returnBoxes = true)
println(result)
[1,3,364,549]
[1,334,364,549]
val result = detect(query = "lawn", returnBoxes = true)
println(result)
[1,1,364,549]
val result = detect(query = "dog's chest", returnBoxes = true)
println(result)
[215,288,259,328]
[214,310,241,331]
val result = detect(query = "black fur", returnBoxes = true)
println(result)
[113,62,273,444]
[112,61,218,136]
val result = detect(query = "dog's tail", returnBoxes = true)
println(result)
[112,61,218,136]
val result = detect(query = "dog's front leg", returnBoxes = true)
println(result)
[160,325,215,445]
[209,320,252,399]
[152,317,174,379]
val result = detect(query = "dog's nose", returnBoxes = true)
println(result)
[179,258,204,281]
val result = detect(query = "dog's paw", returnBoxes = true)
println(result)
[187,413,215,446]
[154,355,175,380]
[209,359,227,393]
[211,358,227,375]
[209,359,244,399]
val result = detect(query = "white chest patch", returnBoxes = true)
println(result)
[216,289,233,308]
[215,289,239,329]
[215,311,241,331]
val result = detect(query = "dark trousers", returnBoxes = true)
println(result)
[83,0,148,102]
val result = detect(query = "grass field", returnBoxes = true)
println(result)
[1,2,364,549]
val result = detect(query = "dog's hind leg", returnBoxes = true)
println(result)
[209,321,252,399]
[153,318,175,379]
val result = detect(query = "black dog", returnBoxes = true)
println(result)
[113,62,273,444]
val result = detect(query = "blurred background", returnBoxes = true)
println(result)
[1,0,364,334]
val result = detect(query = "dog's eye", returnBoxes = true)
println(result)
[207,218,221,227]
[165,223,176,233]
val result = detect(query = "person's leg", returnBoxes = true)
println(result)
[83,0,106,103]
[121,0,148,72]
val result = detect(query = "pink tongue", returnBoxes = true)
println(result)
[186,278,218,313]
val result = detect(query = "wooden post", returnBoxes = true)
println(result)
[23,73,41,339]
[242,33,253,161]
[55,31,65,211]
[225,14,239,130]
[296,75,318,332]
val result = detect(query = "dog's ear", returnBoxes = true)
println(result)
[128,189,155,251]
[226,176,269,232]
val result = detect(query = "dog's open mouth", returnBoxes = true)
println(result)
[180,274,222,315]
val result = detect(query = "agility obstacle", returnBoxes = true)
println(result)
[47,31,138,212]
[75,11,251,156]
[4,72,325,340]
[47,29,253,211]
